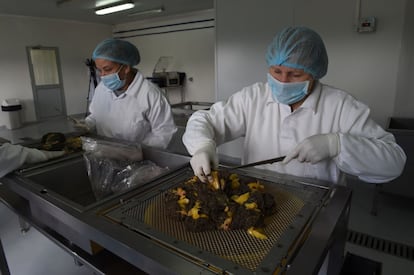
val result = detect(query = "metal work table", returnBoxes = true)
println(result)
[0,148,352,275]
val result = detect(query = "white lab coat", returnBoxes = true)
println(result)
[85,71,177,149]
[183,81,406,184]
[0,143,29,178]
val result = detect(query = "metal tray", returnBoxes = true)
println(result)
[101,167,330,275]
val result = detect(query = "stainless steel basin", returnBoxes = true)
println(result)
[2,146,190,255]
[11,147,190,212]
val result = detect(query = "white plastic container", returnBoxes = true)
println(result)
[1,99,22,129]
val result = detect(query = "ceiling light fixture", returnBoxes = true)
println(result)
[127,7,164,17]
[95,1,135,15]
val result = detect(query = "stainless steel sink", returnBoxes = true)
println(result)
[22,155,96,208]
[9,147,190,212]
[2,146,190,255]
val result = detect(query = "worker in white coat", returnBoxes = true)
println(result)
[0,143,64,178]
[183,26,406,184]
[75,38,177,149]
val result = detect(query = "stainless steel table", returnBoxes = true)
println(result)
[0,147,352,275]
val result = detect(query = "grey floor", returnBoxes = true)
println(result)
[1,118,414,274]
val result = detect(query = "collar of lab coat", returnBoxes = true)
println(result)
[298,80,322,114]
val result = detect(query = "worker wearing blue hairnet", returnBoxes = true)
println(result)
[183,26,406,184]
[73,38,176,149]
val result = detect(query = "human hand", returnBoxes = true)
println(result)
[190,145,218,183]
[68,117,90,132]
[282,133,340,164]
[25,148,65,164]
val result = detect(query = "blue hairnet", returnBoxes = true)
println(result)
[92,38,140,66]
[266,26,328,79]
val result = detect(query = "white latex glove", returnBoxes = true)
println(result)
[283,133,340,164]
[190,144,218,183]
[68,117,90,132]
[24,148,65,164]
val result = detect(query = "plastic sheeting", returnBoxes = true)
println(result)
[81,137,168,200]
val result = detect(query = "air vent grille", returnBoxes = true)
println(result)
[347,230,414,261]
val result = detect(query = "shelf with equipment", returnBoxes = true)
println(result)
[148,71,186,103]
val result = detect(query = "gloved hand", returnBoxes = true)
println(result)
[68,117,90,132]
[24,148,65,164]
[283,133,340,164]
[190,144,218,183]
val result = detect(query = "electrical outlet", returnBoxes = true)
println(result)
[357,17,376,33]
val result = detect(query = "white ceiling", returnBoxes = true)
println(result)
[0,0,214,25]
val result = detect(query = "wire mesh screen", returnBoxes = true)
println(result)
[140,184,304,271]
[102,167,327,272]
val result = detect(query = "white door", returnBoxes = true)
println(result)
[27,46,66,120]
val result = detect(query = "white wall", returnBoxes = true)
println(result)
[0,15,111,125]
[1,2,412,133]
[394,0,414,118]
[114,10,216,105]
[215,0,409,158]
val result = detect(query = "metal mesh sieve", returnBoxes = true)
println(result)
[103,168,328,273]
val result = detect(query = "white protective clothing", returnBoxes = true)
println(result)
[283,133,340,164]
[182,81,406,184]
[189,142,218,183]
[0,143,65,178]
[85,71,177,149]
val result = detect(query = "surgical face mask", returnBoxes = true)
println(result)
[267,73,310,105]
[101,65,125,91]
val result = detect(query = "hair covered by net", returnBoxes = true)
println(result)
[266,26,328,79]
[92,38,140,66]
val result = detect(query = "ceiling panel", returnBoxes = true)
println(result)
[0,0,214,25]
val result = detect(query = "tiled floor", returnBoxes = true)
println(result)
[1,118,414,274]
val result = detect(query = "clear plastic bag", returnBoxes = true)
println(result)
[81,137,168,200]
[110,160,169,194]
[81,136,143,162]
